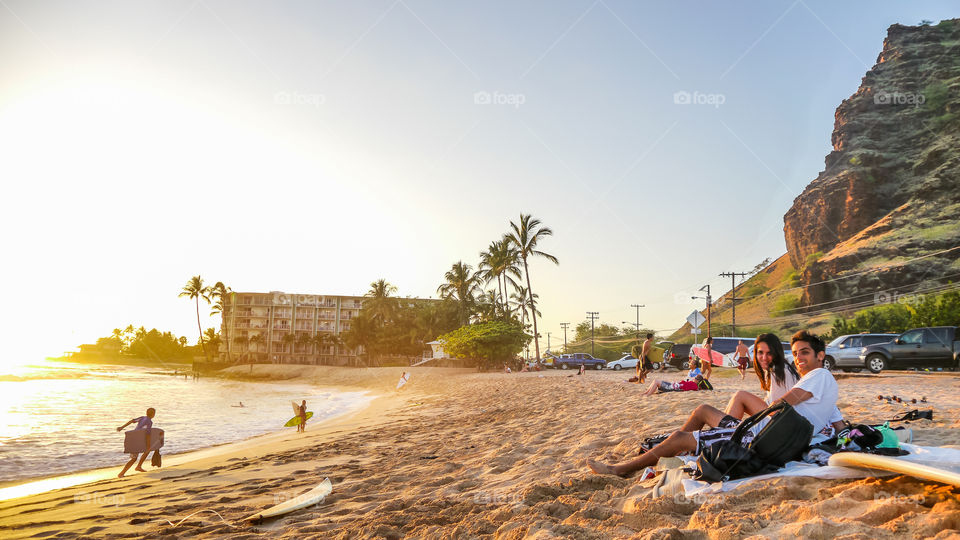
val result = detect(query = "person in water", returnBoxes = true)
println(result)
[117,407,156,477]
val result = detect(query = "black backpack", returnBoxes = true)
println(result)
[695,401,813,482]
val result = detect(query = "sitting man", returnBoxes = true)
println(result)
[588,330,844,476]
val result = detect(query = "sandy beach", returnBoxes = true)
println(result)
[2,365,959,539]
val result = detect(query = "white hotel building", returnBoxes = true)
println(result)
[219,291,365,365]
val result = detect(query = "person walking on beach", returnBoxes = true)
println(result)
[297,400,307,433]
[634,334,654,384]
[735,340,750,379]
[117,407,156,477]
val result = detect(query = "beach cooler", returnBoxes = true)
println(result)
[123,428,164,454]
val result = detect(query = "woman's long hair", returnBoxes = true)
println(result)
[753,333,798,391]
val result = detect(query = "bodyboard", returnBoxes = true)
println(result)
[123,428,164,454]
[245,478,332,522]
[828,452,960,487]
[397,372,410,390]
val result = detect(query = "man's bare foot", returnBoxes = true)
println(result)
[134,467,146,472]
[117,473,125,478]
[587,459,624,477]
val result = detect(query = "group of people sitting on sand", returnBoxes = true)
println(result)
[590,330,842,476]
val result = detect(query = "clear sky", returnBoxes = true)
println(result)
[1,1,957,363]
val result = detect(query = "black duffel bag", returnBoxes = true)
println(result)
[695,401,813,482]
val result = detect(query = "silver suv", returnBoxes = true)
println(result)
[824,333,897,371]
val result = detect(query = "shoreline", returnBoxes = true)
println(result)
[0,385,378,500]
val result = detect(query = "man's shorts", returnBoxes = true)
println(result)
[642,356,653,370]
[692,415,768,454]
[737,356,749,369]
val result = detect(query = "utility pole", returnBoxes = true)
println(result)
[547,332,551,352]
[699,285,712,338]
[560,322,569,353]
[630,304,644,340]
[586,312,599,356]
[719,271,749,336]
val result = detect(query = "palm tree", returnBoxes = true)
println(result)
[234,335,249,363]
[179,276,212,357]
[249,334,264,362]
[364,279,398,323]
[479,238,522,317]
[437,261,482,326]
[209,283,232,361]
[506,214,558,361]
[510,286,540,326]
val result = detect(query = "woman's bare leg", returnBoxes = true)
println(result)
[724,390,767,419]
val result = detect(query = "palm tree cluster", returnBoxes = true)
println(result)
[179,276,232,360]
[436,213,557,360]
[340,279,462,365]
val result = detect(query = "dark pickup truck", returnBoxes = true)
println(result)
[859,326,960,373]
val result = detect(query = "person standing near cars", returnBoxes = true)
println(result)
[634,333,654,384]
[735,340,750,379]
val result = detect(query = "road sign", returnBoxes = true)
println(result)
[691,328,702,335]
[686,311,706,328]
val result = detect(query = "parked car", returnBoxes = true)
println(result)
[605,353,640,371]
[859,326,960,373]
[664,343,691,369]
[553,353,606,370]
[824,333,897,371]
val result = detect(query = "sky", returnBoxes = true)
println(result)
[1,1,957,364]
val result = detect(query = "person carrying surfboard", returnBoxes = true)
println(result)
[700,337,714,380]
[116,407,156,477]
[297,400,307,433]
[588,330,844,477]
[633,333,654,384]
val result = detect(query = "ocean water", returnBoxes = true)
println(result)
[0,360,371,485]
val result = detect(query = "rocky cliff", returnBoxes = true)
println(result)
[783,19,960,310]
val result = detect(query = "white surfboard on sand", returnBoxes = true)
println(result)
[828,452,960,487]
[245,478,332,522]
[397,372,410,390]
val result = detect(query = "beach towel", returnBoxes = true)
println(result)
[678,443,960,497]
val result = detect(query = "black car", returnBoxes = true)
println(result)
[664,343,691,369]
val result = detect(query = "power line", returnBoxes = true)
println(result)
[586,312,599,357]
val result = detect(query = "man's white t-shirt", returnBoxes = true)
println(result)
[792,367,840,434]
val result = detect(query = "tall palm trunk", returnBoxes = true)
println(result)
[196,298,207,356]
[497,275,505,316]
[522,256,540,360]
